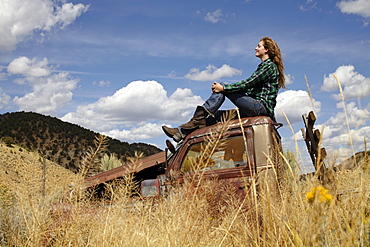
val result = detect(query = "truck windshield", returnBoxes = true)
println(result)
[180,135,249,173]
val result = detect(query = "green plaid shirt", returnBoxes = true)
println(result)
[223,58,279,121]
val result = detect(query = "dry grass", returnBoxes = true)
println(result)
[0,134,369,246]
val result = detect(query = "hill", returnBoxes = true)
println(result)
[0,111,162,175]
[0,142,79,200]
[336,151,369,171]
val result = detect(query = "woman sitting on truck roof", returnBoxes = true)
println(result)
[162,36,285,142]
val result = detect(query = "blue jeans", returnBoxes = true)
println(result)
[202,84,268,119]
[178,84,269,137]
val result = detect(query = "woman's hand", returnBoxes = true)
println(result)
[212,82,224,93]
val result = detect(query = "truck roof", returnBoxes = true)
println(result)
[181,115,276,141]
[84,151,166,188]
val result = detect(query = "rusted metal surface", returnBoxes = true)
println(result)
[84,151,166,188]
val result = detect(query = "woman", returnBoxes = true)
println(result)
[163,37,285,142]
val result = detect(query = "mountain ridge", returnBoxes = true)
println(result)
[0,111,162,175]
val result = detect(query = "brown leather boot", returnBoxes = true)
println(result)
[162,126,185,142]
[180,105,207,130]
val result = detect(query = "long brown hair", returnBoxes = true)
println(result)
[261,37,285,88]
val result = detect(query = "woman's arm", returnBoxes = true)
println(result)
[223,60,277,93]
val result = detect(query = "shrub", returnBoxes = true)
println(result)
[1,137,15,147]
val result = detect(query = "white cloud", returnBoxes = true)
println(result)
[185,64,242,81]
[0,88,11,109]
[0,0,89,51]
[204,9,224,23]
[319,67,370,158]
[93,80,111,87]
[312,101,370,163]
[8,57,52,78]
[0,73,6,81]
[324,102,369,130]
[299,1,318,12]
[324,126,370,146]
[285,74,294,85]
[103,122,164,142]
[321,65,370,100]
[336,101,369,127]
[275,90,321,125]
[337,0,370,18]
[51,3,90,29]
[13,72,78,115]
[322,126,370,162]
[61,80,204,141]
[167,71,177,78]
[7,57,78,115]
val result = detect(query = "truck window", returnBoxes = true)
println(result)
[180,135,249,173]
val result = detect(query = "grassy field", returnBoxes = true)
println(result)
[0,139,369,246]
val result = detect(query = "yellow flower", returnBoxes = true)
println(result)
[362,216,370,225]
[306,186,333,205]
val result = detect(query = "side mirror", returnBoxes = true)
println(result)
[166,139,176,154]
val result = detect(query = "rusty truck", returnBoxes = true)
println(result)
[84,112,284,199]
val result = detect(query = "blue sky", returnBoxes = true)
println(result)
[0,0,369,172]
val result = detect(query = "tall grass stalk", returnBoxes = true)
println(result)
[280,108,302,172]
[304,75,315,110]
[79,134,108,178]
[334,74,355,157]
